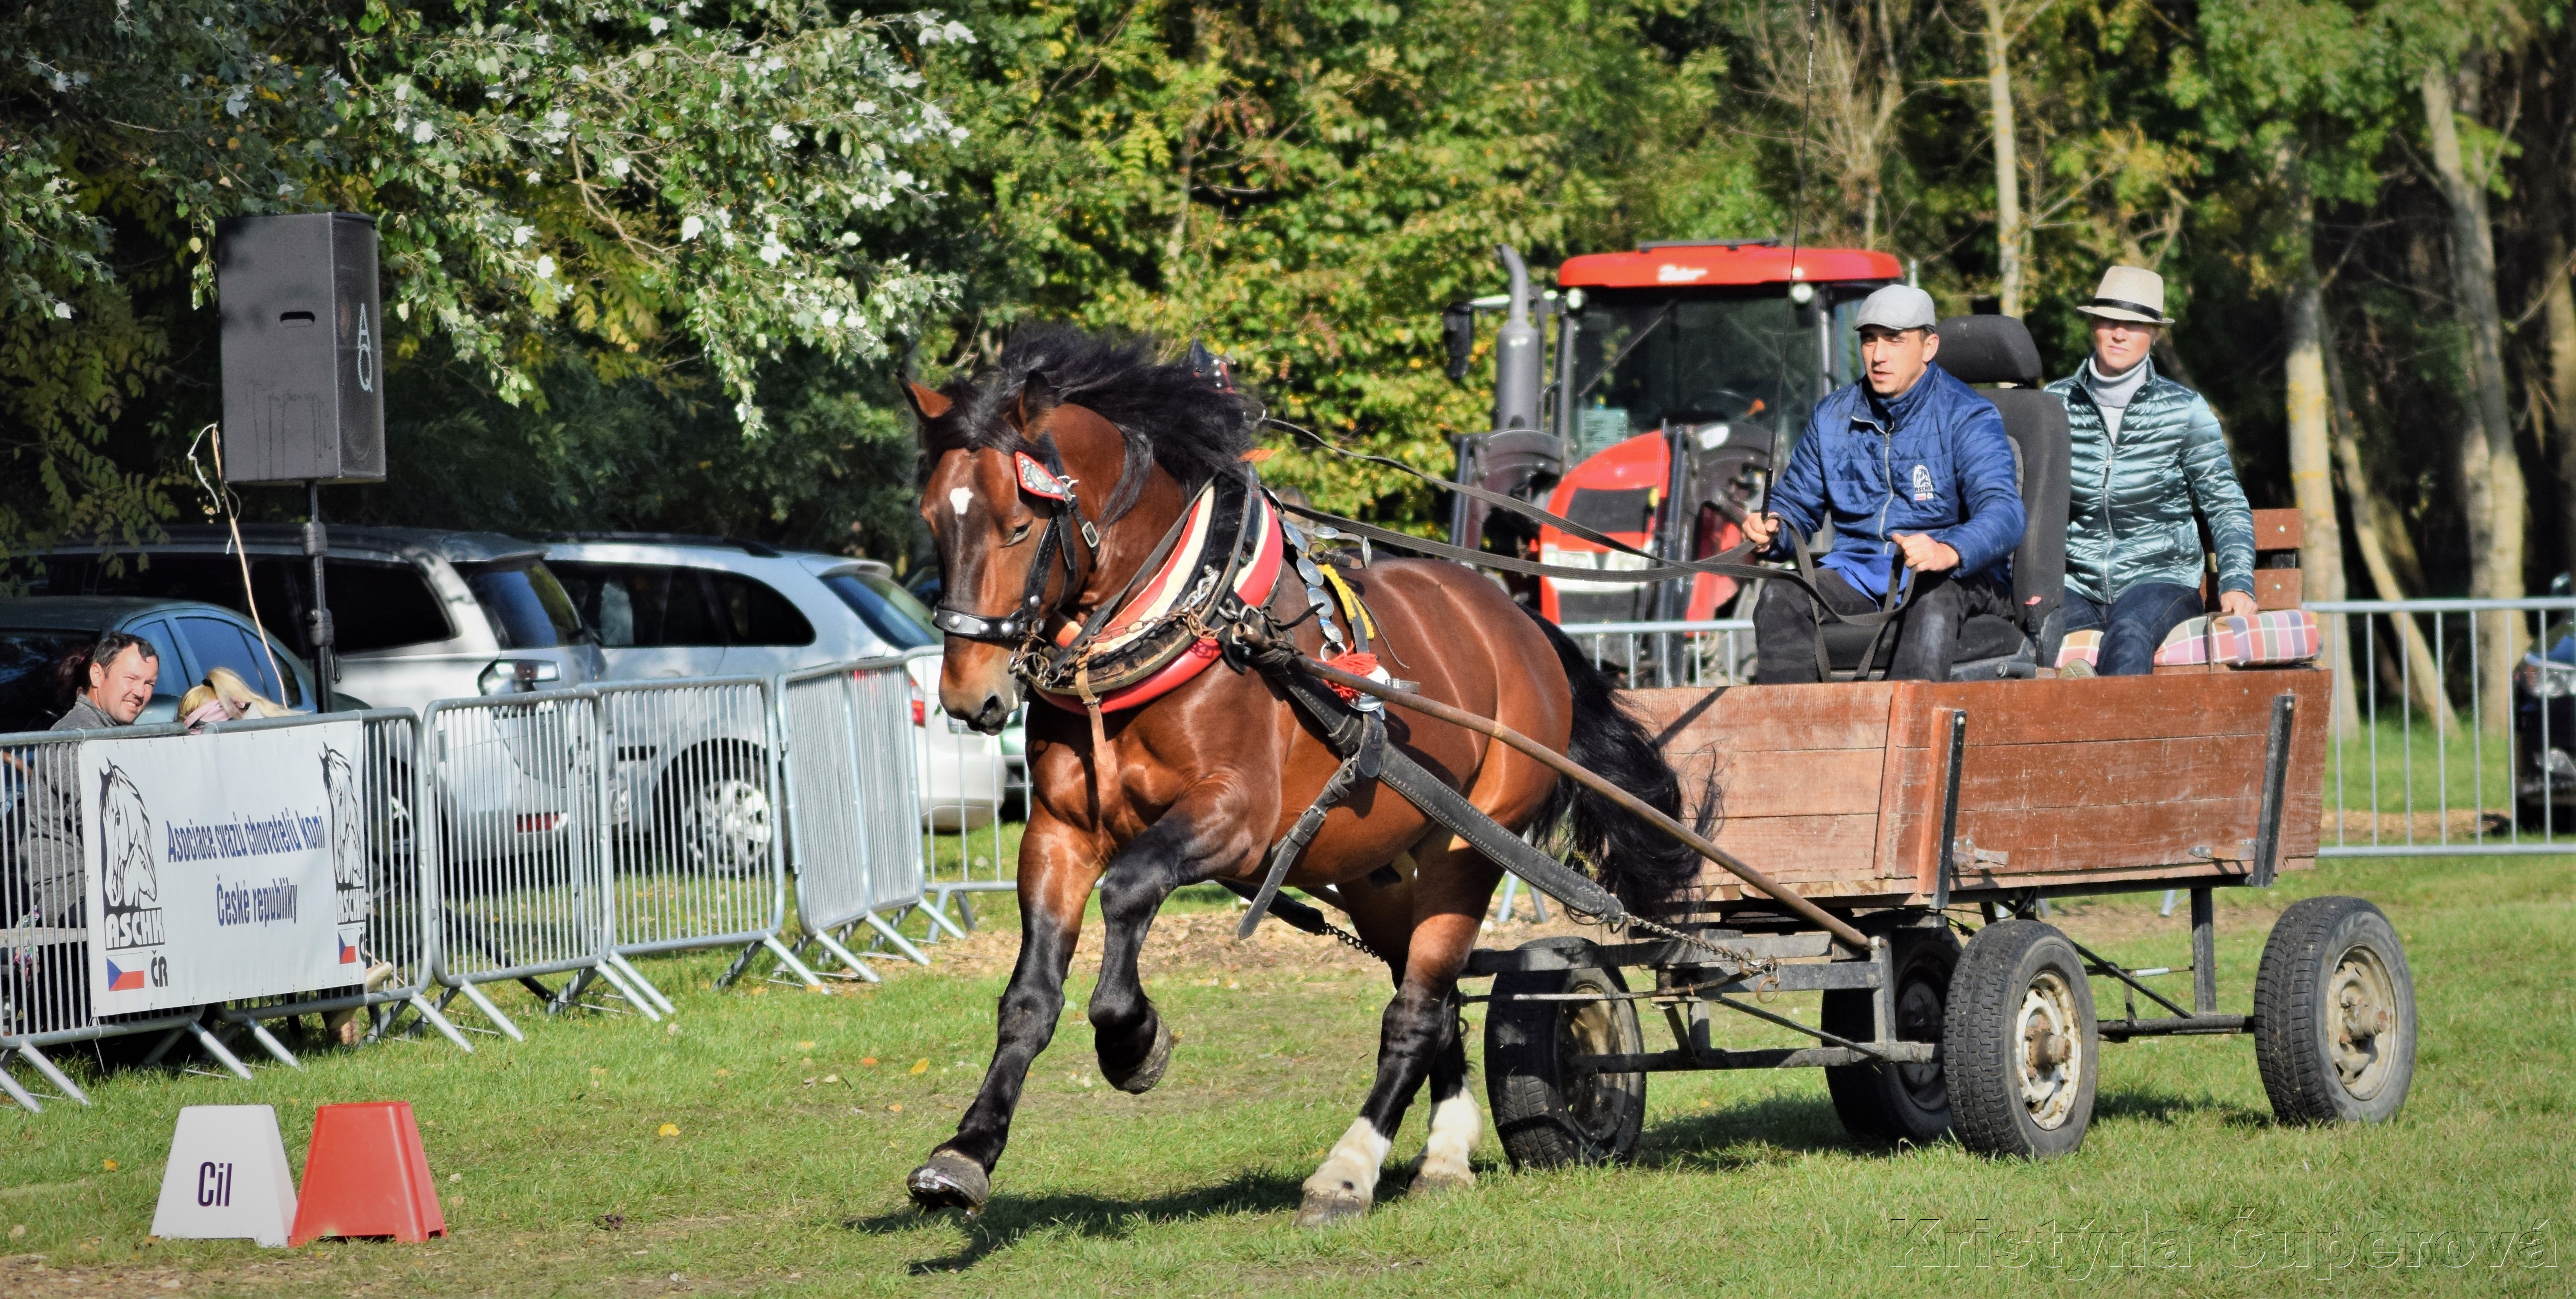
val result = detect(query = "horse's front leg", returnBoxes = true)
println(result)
[906,815,1100,1213]
[1088,779,1266,1092]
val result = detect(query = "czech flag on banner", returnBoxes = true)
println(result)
[339,935,361,965]
[104,958,146,991]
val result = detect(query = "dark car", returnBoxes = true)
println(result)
[0,596,332,734]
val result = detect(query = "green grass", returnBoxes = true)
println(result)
[2,856,2569,1296]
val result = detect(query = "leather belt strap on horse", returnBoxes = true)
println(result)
[1235,712,1384,939]
[1286,654,1872,951]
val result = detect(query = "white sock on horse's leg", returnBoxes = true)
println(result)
[1417,1092,1480,1187]
[1304,1117,1392,1206]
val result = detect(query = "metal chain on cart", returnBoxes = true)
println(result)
[1613,912,1777,977]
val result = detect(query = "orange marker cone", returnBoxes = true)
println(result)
[288,1102,447,1246]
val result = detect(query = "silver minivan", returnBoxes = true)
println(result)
[542,536,1009,830]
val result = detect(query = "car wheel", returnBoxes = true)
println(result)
[672,768,774,878]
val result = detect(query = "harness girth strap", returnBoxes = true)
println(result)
[1234,712,1383,939]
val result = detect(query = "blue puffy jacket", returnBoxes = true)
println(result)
[1764,364,2027,596]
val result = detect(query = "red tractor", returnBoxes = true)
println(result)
[1442,241,1905,625]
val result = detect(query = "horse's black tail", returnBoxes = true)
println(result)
[1525,608,1710,914]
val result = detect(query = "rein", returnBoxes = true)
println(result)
[1261,417,1911,629]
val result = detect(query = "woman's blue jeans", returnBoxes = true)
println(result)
[2063,582,2205,676]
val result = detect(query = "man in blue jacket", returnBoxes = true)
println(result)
[1742,285,2026,682]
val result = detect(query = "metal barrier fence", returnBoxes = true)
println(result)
[1559,618,1759,690]
[422,690,650,1036]
[777,658,931,979]
[2,710,449,1110]
[218,710,471,1062]
[596,676,815,997]
[2310,597,2576,856]
[909,648,1016,937]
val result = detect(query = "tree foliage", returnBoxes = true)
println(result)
[5,0,2576,599]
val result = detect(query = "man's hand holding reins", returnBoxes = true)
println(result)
[1741,511,1780,549]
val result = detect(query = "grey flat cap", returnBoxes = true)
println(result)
[1854,284,1937,332]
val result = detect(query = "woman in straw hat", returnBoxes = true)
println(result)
[2044,265,2256,676]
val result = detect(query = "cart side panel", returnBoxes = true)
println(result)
[1884,670,2328,894]
[1638,682,1900,898]
[1627,669,2329,905]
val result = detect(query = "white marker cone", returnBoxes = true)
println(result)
[150,1104,298,1248]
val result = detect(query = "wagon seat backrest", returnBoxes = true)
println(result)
[1933,313,2069,679]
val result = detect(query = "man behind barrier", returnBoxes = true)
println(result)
[1741,285,2026,682]
[11,632,159,929]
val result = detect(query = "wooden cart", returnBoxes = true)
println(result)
[1467,665,2419,1163]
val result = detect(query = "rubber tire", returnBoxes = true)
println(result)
[1485,960,1647,1169]
[1821,926,1961,1144]
[664,761,774,878]
[1944,919,2099,1159]
[2253,896,2416,1125]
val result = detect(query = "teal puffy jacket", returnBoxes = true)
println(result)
[2045,361,2254,605]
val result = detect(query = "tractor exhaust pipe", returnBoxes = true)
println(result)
[1493,245,1543,433]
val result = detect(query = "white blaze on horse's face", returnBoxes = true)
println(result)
[949,486,973,518]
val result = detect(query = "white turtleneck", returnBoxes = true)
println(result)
[2084,356,2150,443]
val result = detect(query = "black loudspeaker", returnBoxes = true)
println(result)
[216,212,386,484]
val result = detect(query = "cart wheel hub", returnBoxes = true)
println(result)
[2325,945,2400,1098]
[2013,972,2084,1129]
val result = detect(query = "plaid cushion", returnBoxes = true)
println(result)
[2056,629,2102,670]
[2154,610,2322,667]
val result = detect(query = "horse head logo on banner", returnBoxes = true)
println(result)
[96,762,159,914]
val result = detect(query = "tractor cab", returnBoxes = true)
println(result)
[1443,241,1903,624]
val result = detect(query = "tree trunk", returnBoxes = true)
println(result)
[2326,319,2460,736]
[1984,0,2023,316]
[2547,229,2576,579]
[2282,158,2357,738]
[2421,61,2528,735]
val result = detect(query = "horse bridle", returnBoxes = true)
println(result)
[929,434,1100,645]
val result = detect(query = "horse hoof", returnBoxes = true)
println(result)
[906,1149,990,1215]
[1411,1167,1476,1195]
[1103,1016,1175,1095]
[1294,1187,1371,1229]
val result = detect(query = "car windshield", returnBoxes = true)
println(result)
[821,571,936,650]
[1568,289,1838,461]
[0,628,91,732]
[461,562,584,649]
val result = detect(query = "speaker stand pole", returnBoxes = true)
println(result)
[305,480,335,714]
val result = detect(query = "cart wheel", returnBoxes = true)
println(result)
[1485,960,1646,1169]
[1944,920,2098,1159]
[2253,896,2415,1125]
[1821,926,1960,1144]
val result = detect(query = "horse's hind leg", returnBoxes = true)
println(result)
[1297,906,1482,1228]
[1412,1002,1478,1193]
[907,821,1097,1213]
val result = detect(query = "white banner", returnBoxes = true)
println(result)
[83,720,371,1015]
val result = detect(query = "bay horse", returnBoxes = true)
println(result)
[901,327,1696,1226]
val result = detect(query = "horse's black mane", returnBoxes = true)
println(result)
[926,325,1258,523]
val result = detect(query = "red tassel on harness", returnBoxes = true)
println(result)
[1324,651,1379,701]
